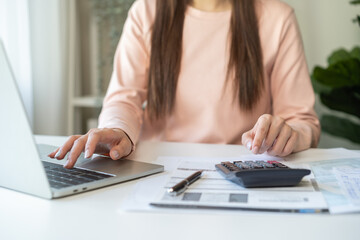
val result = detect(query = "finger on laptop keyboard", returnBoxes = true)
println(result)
[84,129,102,159]
[64,135,88,168]
[55,135,81,160]
[48,147,60,158]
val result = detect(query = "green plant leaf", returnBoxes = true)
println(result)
[320,87,360,118]
[312,66,350,88]
[351,46,360,60]
[350,0,360,5]
[312,59,360,88]
[354,16,360,27]
[327,49,352,65]
[331,59,360,85]
[357,15,360,27]
[355,91,360,101]
[310,75,332,94]
[321,115,360,144]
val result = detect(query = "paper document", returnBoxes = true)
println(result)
[310,158,360,214]
[335,167,360,205]
[149,157,328,213]
[122,149,360,214]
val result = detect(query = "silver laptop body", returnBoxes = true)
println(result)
[0,40,163,199]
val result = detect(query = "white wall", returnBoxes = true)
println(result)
[283,0,360,149]
[0,0,33,126]
[283,0,360,69]
[28,0,68,135]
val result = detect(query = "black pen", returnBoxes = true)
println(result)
[167,170,203,196]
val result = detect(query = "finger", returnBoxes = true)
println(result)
[65,135,88,169]
[55,135,81,160]
[279,131,298,157]
[242,130,254,151]
[109,138,132,160]
[48,147,60,158]
[92,128,128,154]
[267,125,292,156]
[84,129,101,158]
[260,117,285,153]
[99,128,127,144]
[252,115,272,154]
[257,142,268,155]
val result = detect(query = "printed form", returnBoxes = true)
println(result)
[149,157,327,213]
[122,149,360,214]
[309,158,360,214]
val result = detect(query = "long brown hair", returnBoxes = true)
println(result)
[148,0,263,120]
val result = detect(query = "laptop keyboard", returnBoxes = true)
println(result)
[42,161,114,189]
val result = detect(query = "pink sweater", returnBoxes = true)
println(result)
[98,0,320,150]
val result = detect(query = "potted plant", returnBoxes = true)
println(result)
[311,0,360,144]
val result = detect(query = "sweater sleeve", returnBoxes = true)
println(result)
[98,1,149,145]
[270,10,320,150]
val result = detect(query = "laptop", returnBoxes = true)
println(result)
[0,40,164,199]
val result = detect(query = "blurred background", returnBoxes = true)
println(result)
[0,0,359,149]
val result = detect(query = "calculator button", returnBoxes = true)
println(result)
[258,161,275,168]
[221,162,240,171]
[244,161,263,169]
[268,161,288,168]
[234,161,251,169]
[275,163,288,168]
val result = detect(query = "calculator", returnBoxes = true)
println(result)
[215,161,311,188]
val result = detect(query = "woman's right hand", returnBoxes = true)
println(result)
[48,128,133,169]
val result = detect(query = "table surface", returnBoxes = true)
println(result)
[0,135,359,240]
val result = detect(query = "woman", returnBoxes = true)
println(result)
[50,0,320,168]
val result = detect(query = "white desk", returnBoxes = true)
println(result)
[0,135,359,240]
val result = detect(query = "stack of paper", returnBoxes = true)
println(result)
[122,148,360,214]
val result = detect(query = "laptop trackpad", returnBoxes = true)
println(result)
[37,143,162,177]
[78,155,161,176]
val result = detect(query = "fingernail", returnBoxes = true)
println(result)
[113,151,120,159]
[55,150,61,159]
[64,160,69,168]
[253,146,259,154]
[246,142,252,150]
[85,150,90,158]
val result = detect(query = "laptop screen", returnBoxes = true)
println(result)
[0,40,52,199]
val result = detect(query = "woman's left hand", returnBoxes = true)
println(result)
[241,114,299,157]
